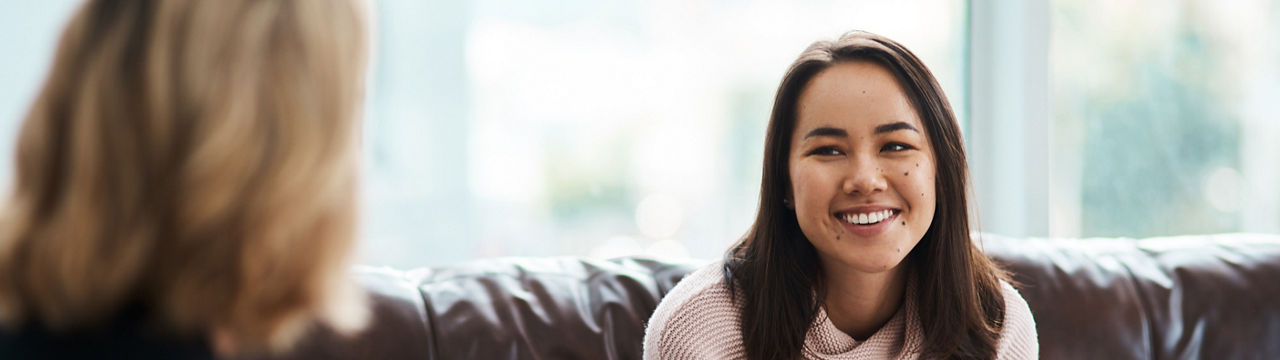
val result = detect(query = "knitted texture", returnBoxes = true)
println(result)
[643,262,1039,359]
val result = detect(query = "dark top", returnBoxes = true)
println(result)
[0,304,212,360]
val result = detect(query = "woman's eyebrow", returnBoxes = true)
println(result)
[803,127,847,139]
[874,121,919,134]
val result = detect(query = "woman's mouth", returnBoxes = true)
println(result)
[836,209,900,225]
[833,209,901,237]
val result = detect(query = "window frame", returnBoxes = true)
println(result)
[965,0,1056,237]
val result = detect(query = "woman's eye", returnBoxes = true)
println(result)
[881,142,915,152]
[808,146,844,156]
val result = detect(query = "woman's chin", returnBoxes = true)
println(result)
[820,247,911,275]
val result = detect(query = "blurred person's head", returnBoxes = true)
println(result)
[725,31,1008,359]
[0,0,370,354]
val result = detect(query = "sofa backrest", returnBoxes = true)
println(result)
[982,233,1280,359]
[243,234,1280,359]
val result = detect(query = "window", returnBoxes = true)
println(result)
[360,0,967,267]
[0,1,966,268]
[1048,0,1280,237]
[15,2,1266,268]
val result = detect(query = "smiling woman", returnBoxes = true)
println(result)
[788,62,937,281]
[643,31,1038,360]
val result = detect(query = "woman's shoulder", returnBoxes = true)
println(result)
[653,260,736,310]
[996,280,1039,359]
[642,260,744,359]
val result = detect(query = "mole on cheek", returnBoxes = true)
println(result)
[904,171,909,176]
[901,221,906,225]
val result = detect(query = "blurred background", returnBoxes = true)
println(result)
[0,0,1276,268]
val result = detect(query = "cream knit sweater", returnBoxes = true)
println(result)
[643,261,1039,359]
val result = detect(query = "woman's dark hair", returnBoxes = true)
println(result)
[724,31,1008,359]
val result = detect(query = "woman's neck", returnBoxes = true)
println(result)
[820,261,908,341]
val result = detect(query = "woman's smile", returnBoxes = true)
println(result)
[833,206,901,237]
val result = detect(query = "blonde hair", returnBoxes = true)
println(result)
[0,0,369,353]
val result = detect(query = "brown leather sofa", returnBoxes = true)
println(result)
[245,234,1280,359]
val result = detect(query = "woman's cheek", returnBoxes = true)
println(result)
[905,159,937,226]
[907,160,933,196]
[791,161,826,199]
[801,177,830,218]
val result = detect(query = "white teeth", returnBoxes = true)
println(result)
[840,210,896,225]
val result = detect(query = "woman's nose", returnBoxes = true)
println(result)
[841,155,887,195]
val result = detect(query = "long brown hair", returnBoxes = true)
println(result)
[724,31,1008,359]
[0,0,369,354]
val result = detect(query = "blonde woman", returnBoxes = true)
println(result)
[0,0,370,358]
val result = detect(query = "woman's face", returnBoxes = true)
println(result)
[788,60,936,275]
